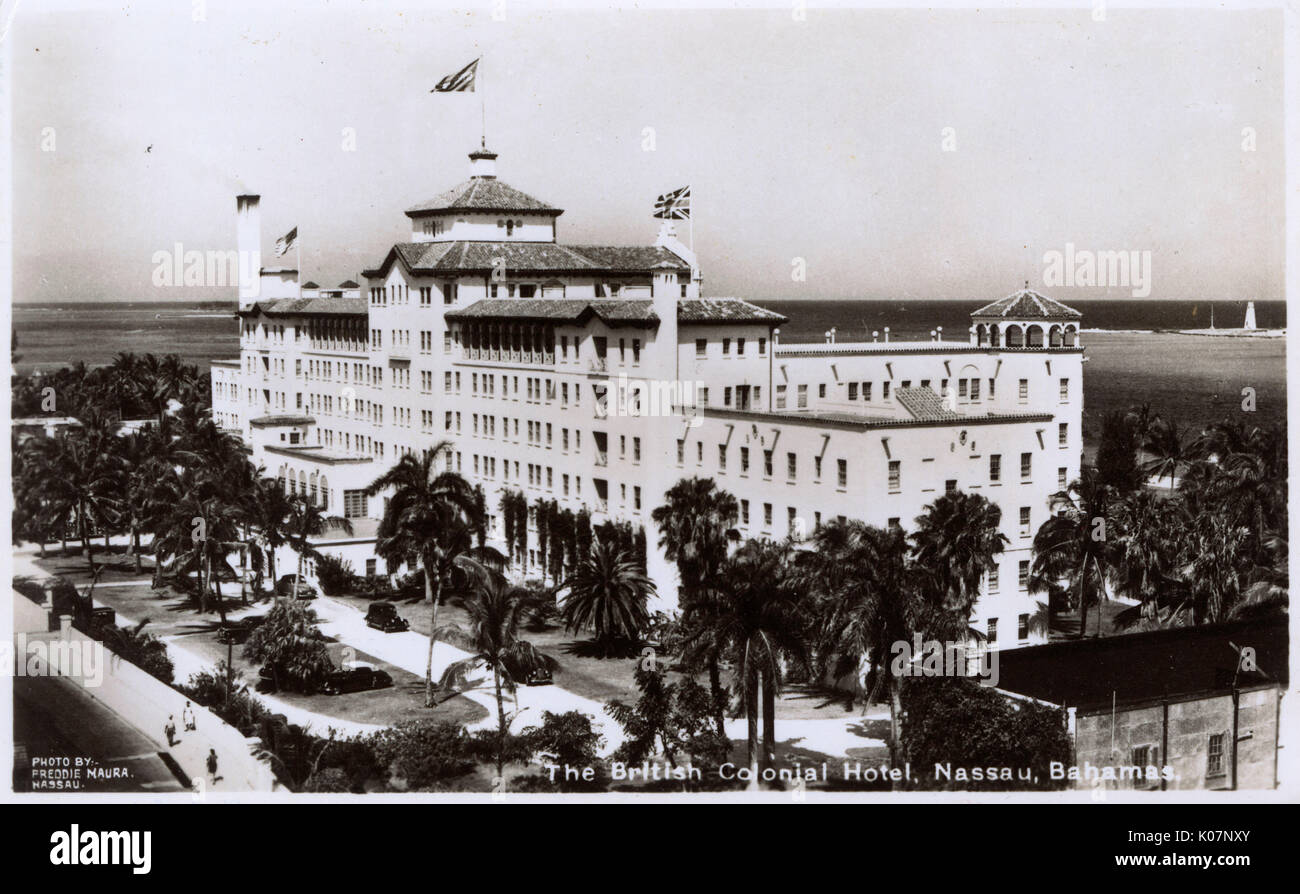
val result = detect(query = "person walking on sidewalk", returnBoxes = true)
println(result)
[183,701,196,732]
[164,716,177,746]
[207,749,219,786]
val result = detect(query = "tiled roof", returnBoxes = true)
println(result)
[678,298,787,324]
[893,386,964,422]
[971,289,1082,319]
[446,299,659,326]
[405,179,562,216]
[237,297,367,317]
[301,281,320,289]
[368,241,692,278]
[337,279,360,288]
[445,297,785,327]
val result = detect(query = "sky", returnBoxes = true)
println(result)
[9,1,1286,303]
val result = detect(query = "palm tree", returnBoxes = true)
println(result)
[703,539,805,780]
[434,568,547,779]
[650,477,739,736]
[1030,468,1115,638]
[365,447,483,707]
[909,490,1008,635]
[283,495,352,601]
[1143,417,1187,487]
[30,421,123,571]
[797,519,914,766]
[1110,490,1183,623]
[558,539,656,656]
[247,476,293,598]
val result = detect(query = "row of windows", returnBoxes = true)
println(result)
[694,336,768,358]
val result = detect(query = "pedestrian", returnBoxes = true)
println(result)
[207,749,219,786]
[164,716,177,746]
[183,700,196,731]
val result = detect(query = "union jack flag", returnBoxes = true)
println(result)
[432,58,479,93]
[653,185,691,220]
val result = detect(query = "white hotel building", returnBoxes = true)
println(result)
[211,147,1084,650]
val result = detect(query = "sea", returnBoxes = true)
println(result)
[11,299,1287,446]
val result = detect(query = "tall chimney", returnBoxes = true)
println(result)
[237,194,261,308]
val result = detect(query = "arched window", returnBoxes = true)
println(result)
[319,476,329,511]
[1005,325,1024,348]
[1026,325,1044,348]
[506,220,515,237]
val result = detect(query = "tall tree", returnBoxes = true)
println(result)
[1030,468,1116,638]
[434,568,547,780]
[283,495,353,600]
[366,447,484,707]
[909,490,1008,637]
[650,477,739,736]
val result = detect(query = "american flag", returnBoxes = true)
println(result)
[432,58,479,93]
[274,226,297,257]
[653,185,691,220]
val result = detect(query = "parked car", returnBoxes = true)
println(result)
[523,665,553,686]
[320,664,393,695]
[365,602,409,633]
[275,574,318,600]
[216,615,264,645]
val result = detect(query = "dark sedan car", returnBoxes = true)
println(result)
[320,665,393,695]
[365,602,409,633]
[275,574,318,600]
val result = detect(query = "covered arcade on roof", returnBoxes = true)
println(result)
[969,288,1082,348]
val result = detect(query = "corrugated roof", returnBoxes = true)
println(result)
[971,289,1082,319]
[249,414,315,427]
[405,178,563,216]
[893,386,965,422]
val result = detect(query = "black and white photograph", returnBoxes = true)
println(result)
[1,0,1295,835]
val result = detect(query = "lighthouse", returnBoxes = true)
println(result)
[1243,300,1258,330]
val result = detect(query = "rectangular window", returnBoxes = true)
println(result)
[1060,378,1069,401]
[763,450,774,477]
[986,618,998,645]
[1019,506,1031,536]
[837,459,847,487]
[988,565,1000,592]
[970,378,981,401]
[1017,613,1029,641]
[696,338,707,358]
[741,499,750,526]
[990,454,1001,483]
[787,452,797,480]
[863,382,872,401]
[775,385,787,409]
[763,503,773,527]
[758,338,767,355]
[888,460,901,493]
[677,440,685,463]
[343,490,368,518]
[797,384,808,408]
[848,382,858,400]
[722,338,731,355]
[1019,379,1029,401]
[740,447,750,473]
[1206,733,1225,777]
[1059,422,1068,447]
[718,445,727,470]
[882,382,890,400]
[1018,560,1029,588]
[1058,467,1067,490]
[1021,452,1032,480]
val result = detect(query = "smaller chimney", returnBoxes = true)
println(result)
[468,148,498,179]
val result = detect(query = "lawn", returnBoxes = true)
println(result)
[27,553,488,729]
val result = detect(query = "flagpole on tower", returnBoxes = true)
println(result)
[479,56,486,148]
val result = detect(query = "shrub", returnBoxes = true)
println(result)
[242,600,333,693]
[901,677,1073,791]
[315,554,359,596]
[367,721,477,790]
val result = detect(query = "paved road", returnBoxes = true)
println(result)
[14,675,188,793]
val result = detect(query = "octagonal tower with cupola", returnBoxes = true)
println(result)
[969,288,1083,348]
